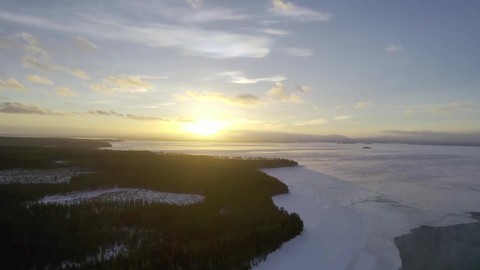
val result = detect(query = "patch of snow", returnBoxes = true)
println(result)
[0,168,94,184]
[38,187,204,205]
[60,242,128,269]
[97,242,128,261]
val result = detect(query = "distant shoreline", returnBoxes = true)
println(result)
[2,134,480,148]
[0,136,113,149]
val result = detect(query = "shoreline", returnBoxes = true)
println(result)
[254,165,478,270]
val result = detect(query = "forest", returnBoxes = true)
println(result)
[0,139,303,269]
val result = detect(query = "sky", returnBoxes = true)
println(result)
[1,0,480,141]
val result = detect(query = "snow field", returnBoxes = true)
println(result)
[38,187,204,205]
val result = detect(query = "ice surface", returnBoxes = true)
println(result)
[110,141,480,270]
[38,188,204,205]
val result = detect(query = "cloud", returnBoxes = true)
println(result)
[429,102,474,115]
[295,118,328,126]
[105,76,155,89]
[24,44,49,58]
[22,55,54,71]
[26,75,54,85]
[134,75,169,81]
[73,35,99,50]
[266,82,302,103]
[280,47,313,57]
[261,28,289,36]
[22,55,90,79]
[0,78,26,90]
[174,90,260,106]
[354,101,373,110]
[385,43,404,53]
[270,0,333,22]
[125,114,166,121]
[0,101,168,121]
[186,0,202,8]
[87,109,166,121]
[16,32,49,58]
[91,75,155,94]
[88,109,122,117]
[65,68,89,80]
[16,32,39,45]
[56,87,77,97]
[219,71,286,84]
[0,11,272,59]
[334,115,351,121]
[0,102,62,115]
[15,32,90,80]
[181,8,248,23]
[296,85,311,93]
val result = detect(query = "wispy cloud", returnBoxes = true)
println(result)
[270,0,332,22]
[334,115,351,121]
[56,87,77,97]
[87,109,166,121]
[385,43,404,53]
[16,32,49,58]
[186,0,202,8]
[295,118,328,126]
[134,75,169,81]
[0,101,169,121]
[0,11,271,59]
[20,36,90,80]
[261,28,289,36]
[354,101,373,110]
[280,47,313,57]
[16,32,39,46]
[22,55,90,79]
[73,35,99,50]
[65,68,89,80]
[219,71,286,84]
[0,102,62,115]
[174,90,260,106]
[296,85,311,93]
[429,102,474,115]
[266,82,302,103]
[0,78,26,91]
[24,44,49,58]
[26,75,54,85]
[180,8,248,23]
[91,75,155,94]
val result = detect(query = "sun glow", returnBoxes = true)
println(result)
[184,119,226,136]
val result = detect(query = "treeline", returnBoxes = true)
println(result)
[0,146,302,269]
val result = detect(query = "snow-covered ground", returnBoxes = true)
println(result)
[60,242,128,269]
[38,188,204,205]
[0,167,94,184]
[111,141,480,270]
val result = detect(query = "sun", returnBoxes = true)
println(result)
[184,119,225,136]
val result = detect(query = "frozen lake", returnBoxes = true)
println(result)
[110,141,480,270]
